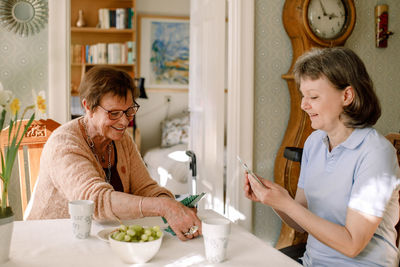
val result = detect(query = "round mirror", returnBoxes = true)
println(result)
[0,0,48,37]
[12,2,35,22]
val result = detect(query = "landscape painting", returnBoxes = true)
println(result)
[138,15,189,89]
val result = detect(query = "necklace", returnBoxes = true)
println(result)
[81,118,112,184]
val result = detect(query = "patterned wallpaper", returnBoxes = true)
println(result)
[254,0,400,246]
[0,19,48,220]
[0,30,48,109]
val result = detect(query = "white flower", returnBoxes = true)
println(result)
[33,89,47,120]
[0,82,13,108]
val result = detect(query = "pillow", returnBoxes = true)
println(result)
[161,114,189,148]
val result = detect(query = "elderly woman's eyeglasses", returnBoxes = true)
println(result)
[98,104,140,120]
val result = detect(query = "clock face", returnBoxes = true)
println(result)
[307,0,347,40]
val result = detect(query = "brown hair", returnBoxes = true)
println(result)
[79,66,137,110]
[293,47,381,128]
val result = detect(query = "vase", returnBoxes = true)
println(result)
[0,209,14,263]
[76,9,86,27]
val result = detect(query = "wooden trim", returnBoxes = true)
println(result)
[18,149,28,214]
[71,27,134,33]
[71,63,135,67]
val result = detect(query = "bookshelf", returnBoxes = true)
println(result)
[70,0,137,98]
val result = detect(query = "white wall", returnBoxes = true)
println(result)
[135,91,188,154]
[136,0,190,154]
[137,0,190,16]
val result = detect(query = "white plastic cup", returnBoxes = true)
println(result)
[202,218,231,263]
[68,200,94,239]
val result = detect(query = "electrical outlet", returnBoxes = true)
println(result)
[165,95,171,103]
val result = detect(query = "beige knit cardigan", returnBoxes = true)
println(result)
[25,118,173,221]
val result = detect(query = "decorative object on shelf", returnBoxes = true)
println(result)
[138,15,189,90]
[375,4,393,48]
[0,0,48,37]
[135,77,148,99]
[76,9,86,28]
[0,82,46,263]
[274,0,356,250]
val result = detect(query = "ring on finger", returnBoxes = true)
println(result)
[184,225,198,236]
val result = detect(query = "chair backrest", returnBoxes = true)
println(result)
[0,119,60,216]
[385,133,400,247]
[386,133,400,167]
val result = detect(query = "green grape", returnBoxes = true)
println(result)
[111,224,162,242]
[115,232,125,241]
[141,234,149,241]
[112,231,119,239]
[119,225,128,231]
[126,229,136,236]
[156,230,163,238]
[144,229,152,236]
[131,224,143,232]
[124,234,131,242]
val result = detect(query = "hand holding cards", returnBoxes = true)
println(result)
[237,156,266,188]
[163,193,206,236]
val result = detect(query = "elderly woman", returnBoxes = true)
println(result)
[244,47,399,266]
[26,66,201,240]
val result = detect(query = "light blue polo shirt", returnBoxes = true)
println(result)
[298,128,399,267]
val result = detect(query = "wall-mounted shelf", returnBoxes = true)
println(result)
[71,63,135,67]
[71,27,134,34]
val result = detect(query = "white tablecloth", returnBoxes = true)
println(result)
[4,210,301,267]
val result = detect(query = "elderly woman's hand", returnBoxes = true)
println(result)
[160,198,202,241]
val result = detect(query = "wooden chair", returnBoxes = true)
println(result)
[385,133,400,247]
[0,119,60,216]
[386,133,400,166]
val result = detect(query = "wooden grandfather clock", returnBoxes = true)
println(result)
[274,0,356,249]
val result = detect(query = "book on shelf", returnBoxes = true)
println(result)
[116,8,126,29]
[98,8,134,29]
[71,42,136,65]
[71,44,84,64]
[126,41,136,64]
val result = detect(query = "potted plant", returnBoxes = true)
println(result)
[0,82,46,263]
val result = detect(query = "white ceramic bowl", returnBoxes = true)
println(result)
[108,231,163,264]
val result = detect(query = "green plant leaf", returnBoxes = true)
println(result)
[0,109,6,132]
[15,113,35,149]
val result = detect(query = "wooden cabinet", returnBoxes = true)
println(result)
[70,0,136,98]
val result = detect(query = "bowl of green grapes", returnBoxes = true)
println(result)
[108,224,163,264]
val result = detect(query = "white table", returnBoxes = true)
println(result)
[4,210,301,266]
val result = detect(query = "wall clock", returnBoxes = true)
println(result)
[303,0,356,47]
[273,0,356,249]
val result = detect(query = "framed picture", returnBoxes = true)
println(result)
[137,14,190,89]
